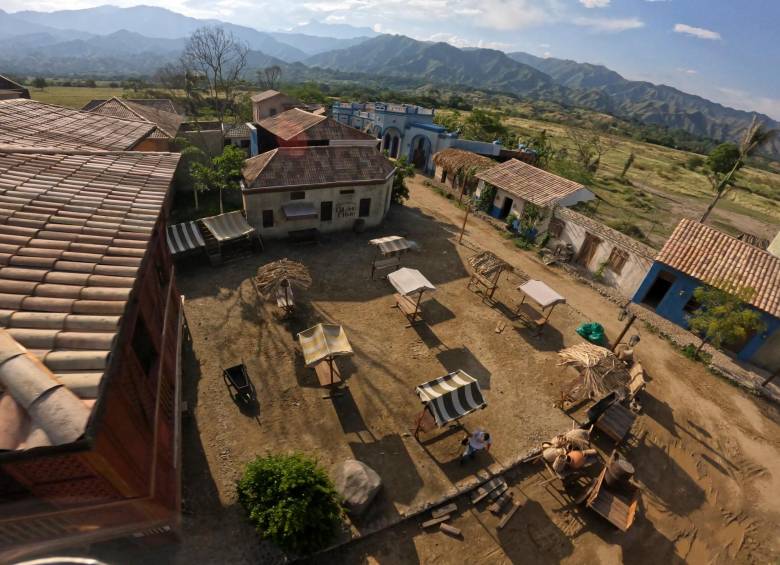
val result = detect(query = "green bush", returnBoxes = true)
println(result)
[237,454,344,554]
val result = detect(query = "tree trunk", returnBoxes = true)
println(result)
[699,191,725,223]
[699,159,742,222]
[695,336,709,357]
[194,186,199,210]
[219,187,224,214]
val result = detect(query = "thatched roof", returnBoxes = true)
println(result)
[468,251,513,278]
[432,148,495,174]
[254,259,312,298]
[558,343,630,401]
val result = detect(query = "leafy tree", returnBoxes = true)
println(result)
[190,145,245,213]
[392,155,414,204]
[173,139,210,209]
[685,155,705,170]
[620,151,635,178]
[565,126,616,173]
[237,454,343,554]
[434,110,463,133]
[476,183,497,213]
[463,109,517,147]
[527,129,556,169]
[687,284,766,357]
[700,116,776,222]
[32,77,47,90]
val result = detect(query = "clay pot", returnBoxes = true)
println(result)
[566,450,586,469]
[552,454,567,474]
[543,447,566,463]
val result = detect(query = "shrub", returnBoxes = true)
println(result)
[237,454,344,554]
[685,155,705,170]
[610,221,647,241]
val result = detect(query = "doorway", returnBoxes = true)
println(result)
[642,271,675,309]
[499,196,514,219]
[576,233,602,267]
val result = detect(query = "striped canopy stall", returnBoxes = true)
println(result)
[369,235,414,256]
[415,370,486,427]
[166,221,205,255]
[298,323,353,367]
[201,210,256,243]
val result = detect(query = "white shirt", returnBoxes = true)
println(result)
[469,430,491,450]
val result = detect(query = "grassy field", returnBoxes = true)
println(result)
[30,86,126,109]
[439,109,780,248]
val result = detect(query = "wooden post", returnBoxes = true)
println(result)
[459,203,470,244]
[414,290,424,323]
[611,314,637,352]
[762,370,779,387]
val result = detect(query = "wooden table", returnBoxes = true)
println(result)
[314,359,342,387]
[395,292,422,325]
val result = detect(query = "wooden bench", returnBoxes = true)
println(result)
[468,272,499,300]
[515,303,546,333]
[371,255,401,279]
[594,402,636,444]
[394,293,422,324]
[314,359,342,387]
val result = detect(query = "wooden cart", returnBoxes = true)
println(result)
[581,455,640,531]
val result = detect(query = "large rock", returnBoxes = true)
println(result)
[333,459,382,516]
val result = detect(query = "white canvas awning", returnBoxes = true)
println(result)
[388,268,435,296]
[518,280,565,309]
[415,370,487,427]
[201,211,255,243]
[297,323,353,367]
[282,201,318,220]
[370,235,413,256]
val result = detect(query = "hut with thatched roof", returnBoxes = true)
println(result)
[432,148,496,198]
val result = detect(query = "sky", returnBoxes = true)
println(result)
[4,0,780,119]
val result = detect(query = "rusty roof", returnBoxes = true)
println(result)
[87,97,183,139]
[257,108,376,143]
[0,99,155,151]
[0,149,180,453]
[81,98,179,114]
[476,159,586,207]
[432,148,496,173]
[251,89,288,103]
[242,145,395,190]
[657,218,780,317]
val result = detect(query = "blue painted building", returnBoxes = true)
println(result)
[632,219,780,372]
[331,101,503,174]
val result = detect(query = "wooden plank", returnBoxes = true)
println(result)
[471,477,504,504]
[440,523,462,537]
[515,303,545,326]
[485,483,508,503]
[497,503,521,530]
[488,492,512,515]
[431,503,457,519]
[314,360,341,387]
[421,515,451,528]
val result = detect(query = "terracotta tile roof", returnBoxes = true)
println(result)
[0,149,180,451]
[250,89,286,103]
[258,108,376,143]
[657,218,780,317]
[554,207,656,260]
[81,98,179,114]
[224,122,252,138]
[242,146,395,190]
[87,97,183,139]
[0,99,154,151]
[476,159,586,207]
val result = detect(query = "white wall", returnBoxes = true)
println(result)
[556,187,595,207]
[243,180,393,239]
[556,218,652,298]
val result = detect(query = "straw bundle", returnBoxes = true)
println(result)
[558,343,630,401]
[254,259,312,298]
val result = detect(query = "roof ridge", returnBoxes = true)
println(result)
[677,217,779,262]
[89,97,153,125]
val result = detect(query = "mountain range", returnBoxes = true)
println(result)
[3,5,779,159]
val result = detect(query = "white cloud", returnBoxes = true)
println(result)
[579,0,610,7]
[425,32,511,50]
[539,43,551,48]
[714,87,780,120]
[673,23,721,40]
[676,67,698,75]
[573,16,644,32]
[543,51,552,58]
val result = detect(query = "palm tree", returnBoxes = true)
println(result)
[700,115,777,222]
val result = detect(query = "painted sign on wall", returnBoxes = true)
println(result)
[336,201,356,218]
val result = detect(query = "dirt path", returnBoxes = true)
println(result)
[314,177,780,564]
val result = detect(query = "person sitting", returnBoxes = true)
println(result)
[461,429,491,464]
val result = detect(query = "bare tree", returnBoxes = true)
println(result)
[699,115,776,222]
[565,126,616,173]
[257,65,282,90]
[181,26,248,128]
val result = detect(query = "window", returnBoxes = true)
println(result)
[359,198,371,217]
[132,317,158,376]
[321,201,333,222]
[607,248,629,275]
[269,108,277,116]
[290,191,305,200]
[262,210,274,228]
[340,189,355,195]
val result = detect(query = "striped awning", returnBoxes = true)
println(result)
[370,235,412,256]
[297,323,353,367]
[166,221,205,255]
[415,370,486,427]
[201,210,255,243]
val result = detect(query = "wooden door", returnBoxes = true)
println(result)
[577,233,602,267]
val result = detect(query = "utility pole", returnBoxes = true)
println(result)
[612,305,638,352]
[459,199,471,244]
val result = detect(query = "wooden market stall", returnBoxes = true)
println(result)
[467,250,513,301]
[388,267,436,325]
[297,323,354,388]
[369,235,415,279]
[515,279,566,334]
[413,370,487,439]
[253,258,312,316]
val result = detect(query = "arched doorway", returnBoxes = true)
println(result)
[409,135,432,170]
[382,127,402,158]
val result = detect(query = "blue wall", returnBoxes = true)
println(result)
[632,262,780,363]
